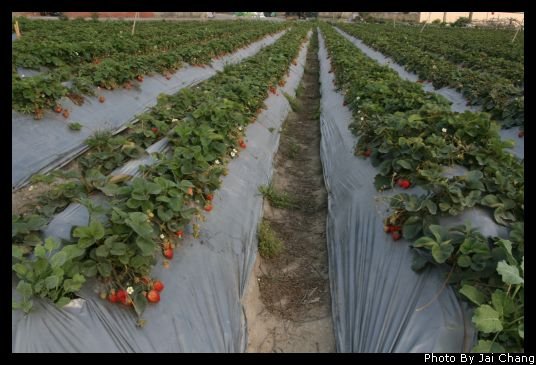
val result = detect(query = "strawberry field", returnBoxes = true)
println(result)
[319,22,523,352]
[12,18,286,117]
[337,22,524,128]
[12,17,524,354]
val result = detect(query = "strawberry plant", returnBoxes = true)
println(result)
[13,24,311,320]
[321,23,524,351]
[337,22,524,128]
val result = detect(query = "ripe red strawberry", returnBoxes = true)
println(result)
[98,95,105,103]
[204,204,213,212]
[205,194,213,201]
[153,280,164,292]
[391,226,402,232]
[108,292,118,303]
[163,248,174,259]
[384,225,393,233]
[391,231,402,241]
[147,290,160,303]
[137,75,144,82]
[398,179,411,189]
[363,148,372,157]
[62,109,70,118]
[175,229,184,238]
[54,105,62,113]
[151,127,158,133]
[116,289,127,303]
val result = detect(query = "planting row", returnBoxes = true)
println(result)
[336,23,524,128]
[343,23,523,84]
[321,23,524,352]
[12,24,311,318]
[12,20,287,118]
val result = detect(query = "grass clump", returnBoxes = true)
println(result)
[258,219,283,258]
[259,184,300,209]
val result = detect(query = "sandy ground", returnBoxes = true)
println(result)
[244,30,336,353]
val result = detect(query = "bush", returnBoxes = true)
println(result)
[452,17,471,27]
[431,19,441,24]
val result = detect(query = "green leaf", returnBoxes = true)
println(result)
[402,215,422,240]
[423,200,437,215]
[472,340,505,353]
[62,245,86,260]
[132,291,148,317]
[472,305,503,333]
[97,262,112,277]
[50,251,68,268]
[44,237,60,252]
[130,255,150,269]
[81,260,97,277]
[465,170,483,184]
[459,284,486,305]
[17,281,33,297]
[135,236,155,256]
[12,245,24,259]
[413,236,436,249]
[428,224,444,242]
[481,194,501,208]
[518,323,524,339]
[73,220,105,248]
[55,297,72,308]
[12,263,28,276]
[21,300,34,313]
[95,245,110,257]
[374,174,391,190]
[125,212,153,239]
[457,255,472,268]
[396,159,413,170]
[496,260,523,285]
[110,242,128,256]
[45,275,61,289]
[34,245,46,258]
[491,289,515,317]
[411,251,429,272]
[431,241,453,264]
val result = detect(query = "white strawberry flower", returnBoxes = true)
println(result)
[159,234,165,239]
[232,149,237,153]
[28,185,34,191]
[360,117,364,121]
[127,287,134,295]
[215,159,221,165]
[238,126,243,131]
[172,118,178,122]
[356,96,360,100]
[231,151,236,157]
[442,128,447,133]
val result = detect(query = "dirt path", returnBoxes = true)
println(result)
[244,30,335,353]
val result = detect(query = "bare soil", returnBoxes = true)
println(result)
[245,30,335,353]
